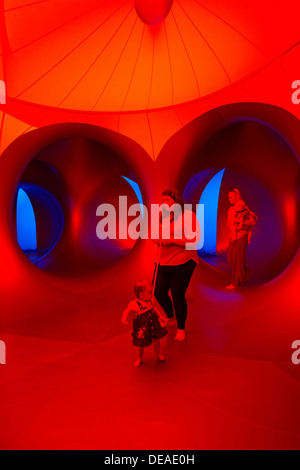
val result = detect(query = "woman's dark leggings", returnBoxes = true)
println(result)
[154,260,197,330]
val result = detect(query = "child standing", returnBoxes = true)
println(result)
[122,280,168,367]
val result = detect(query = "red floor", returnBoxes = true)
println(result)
[1,256,300,450]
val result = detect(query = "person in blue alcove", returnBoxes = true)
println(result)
[226,189,257,289]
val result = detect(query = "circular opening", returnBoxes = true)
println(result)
[14,136,145,277]
[183,120,300,286]
[16,182,64,263]
[135,0,173,25]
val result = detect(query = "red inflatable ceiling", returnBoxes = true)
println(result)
[1,0,300,158]
[1,0,299,112]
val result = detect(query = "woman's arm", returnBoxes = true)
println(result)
[153,307,167,326]
[228,208,242,230]
[161,236,197,246]
[161,211,200,247]
[235,216,244,230]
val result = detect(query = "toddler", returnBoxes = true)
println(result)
[234,200,254,244]
[122,280,168,367]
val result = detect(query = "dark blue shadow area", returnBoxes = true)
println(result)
[16,184,64,263]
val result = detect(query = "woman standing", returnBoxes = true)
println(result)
[226,189,256,289]
[153,189,200,342]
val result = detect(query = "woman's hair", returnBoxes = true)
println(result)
[162,188,185,210]
[228,188,242,200]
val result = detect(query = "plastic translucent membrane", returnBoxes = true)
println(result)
[4,0,299,111]
[15,137,144,276]
[183,120,300,285]
[16,182,64,263]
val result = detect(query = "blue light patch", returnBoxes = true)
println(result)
[122,176,144,218]
[198,168,225,255]
[16,188,37,251]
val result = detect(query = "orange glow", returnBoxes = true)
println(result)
[2,0,300,113]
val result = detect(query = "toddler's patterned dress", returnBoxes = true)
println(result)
[132,300,168,347]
